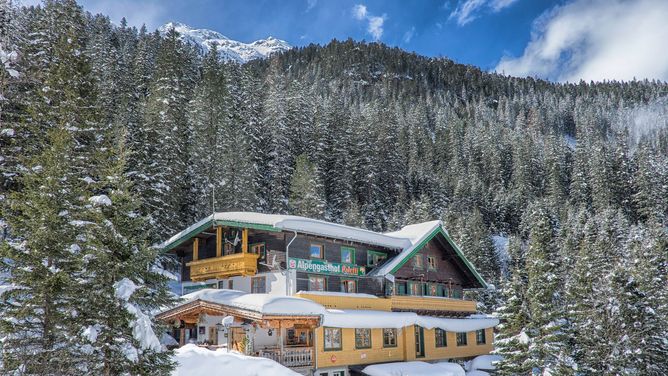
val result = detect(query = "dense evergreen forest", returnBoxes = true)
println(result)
[0,1,667,374]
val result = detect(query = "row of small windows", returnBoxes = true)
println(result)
[323,327,487,351]
[309,244,387,267]
[413,254,438,270]
[308,275,463,298]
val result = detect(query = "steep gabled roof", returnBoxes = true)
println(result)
[159,212,487,288]
[371,221,488,288]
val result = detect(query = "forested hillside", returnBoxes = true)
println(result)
[1,1,667,375]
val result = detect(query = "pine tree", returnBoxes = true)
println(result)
[289,154,325,218]
[76,130,175,375]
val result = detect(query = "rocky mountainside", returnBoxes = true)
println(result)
[158,22,291,63]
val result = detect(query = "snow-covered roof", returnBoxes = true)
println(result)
[160,212,486,288]
[181,289,327,316]
[322,309,499,331]
[161,212,412,251]
[369,220,442,276]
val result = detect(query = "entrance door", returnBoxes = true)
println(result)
[414,326,425,358]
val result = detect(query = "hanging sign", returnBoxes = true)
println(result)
[288,257,365,276]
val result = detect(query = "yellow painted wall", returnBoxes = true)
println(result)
[315,326,494,368]
[315,327,405,368]
[297,293,477,313]
[295,293,392,311]
[390,295,477,313]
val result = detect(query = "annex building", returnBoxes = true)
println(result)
[156,212,499,376]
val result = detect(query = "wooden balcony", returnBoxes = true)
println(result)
[258,347,313,367]
[187,253,259,281]
[390,295,476,314]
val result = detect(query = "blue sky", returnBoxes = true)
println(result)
[70,0,668,82]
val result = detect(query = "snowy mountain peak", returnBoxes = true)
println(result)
[158,22,291,63]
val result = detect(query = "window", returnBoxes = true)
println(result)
[413,255,424,269]
[397,282,407,295]
[427,256,437,270]
[409,282,423,296]
[341,279,357,293]
[367,251,387,266]
[250,242,266,257]
[251,276,266,293]
[476,329,486,345]
[324,328,342,350]
[310,244,324,259]
[341,247,355,264]
[355,328,371,349]
[383,328,397,347]
[228,280,233,290]
[452,289,462,299]
[456,332,468,346]
[435,328,447,347]
[309,275,326,292]
[427,284,438,296]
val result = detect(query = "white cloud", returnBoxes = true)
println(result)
[402,26,416,44]
[495,0,668,82]
[79,0,166,30]
[352,4,386,41]
[449,0,518,26]
[306,0,318,12]
[353,4,368,20]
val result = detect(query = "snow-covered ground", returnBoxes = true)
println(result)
[363,361,464,376]
[171,344,299,376]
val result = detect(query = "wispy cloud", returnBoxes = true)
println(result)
[495,0,668,82]
[402,26,416,44]
[352,4,387,41]
[449,0,518,26]
[306,0,318,12]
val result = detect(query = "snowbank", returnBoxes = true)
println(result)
[363,361,464,376]
[180,289,327,315]
[465,371,490,376]
[322,309,499,331]
[171,344,299,376]
[465,354,502,371]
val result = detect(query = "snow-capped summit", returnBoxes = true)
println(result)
[158,22,291,63]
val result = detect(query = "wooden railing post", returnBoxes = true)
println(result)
[216,226,222,257]
[193,238,199,261]
[242,228,248,254]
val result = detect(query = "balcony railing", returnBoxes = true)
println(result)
[258,348,313,367]
[187,253,259,281]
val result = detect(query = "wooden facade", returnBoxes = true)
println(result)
[161,213,496,375]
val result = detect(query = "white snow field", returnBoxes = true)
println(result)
[171,344,299,376]
[363,361,465,376]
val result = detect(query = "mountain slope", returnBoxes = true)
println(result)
[158,22,291,63]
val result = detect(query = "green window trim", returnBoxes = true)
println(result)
[435,328,448,348]
[249,242,266,257]
[341,246,356,264]
[407,281,423,296]
[456,332,468,347]
[366,250,387,266]
[323,327,343,351]
[476,329,487,345]
[354,328,372,349]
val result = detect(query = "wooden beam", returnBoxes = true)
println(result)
[242,228,248,254]
[216,226,222,257]
[193,238,199,261]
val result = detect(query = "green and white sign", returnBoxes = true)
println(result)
[288,257,366,276]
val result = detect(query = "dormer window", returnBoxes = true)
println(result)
[367,251,387,267]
